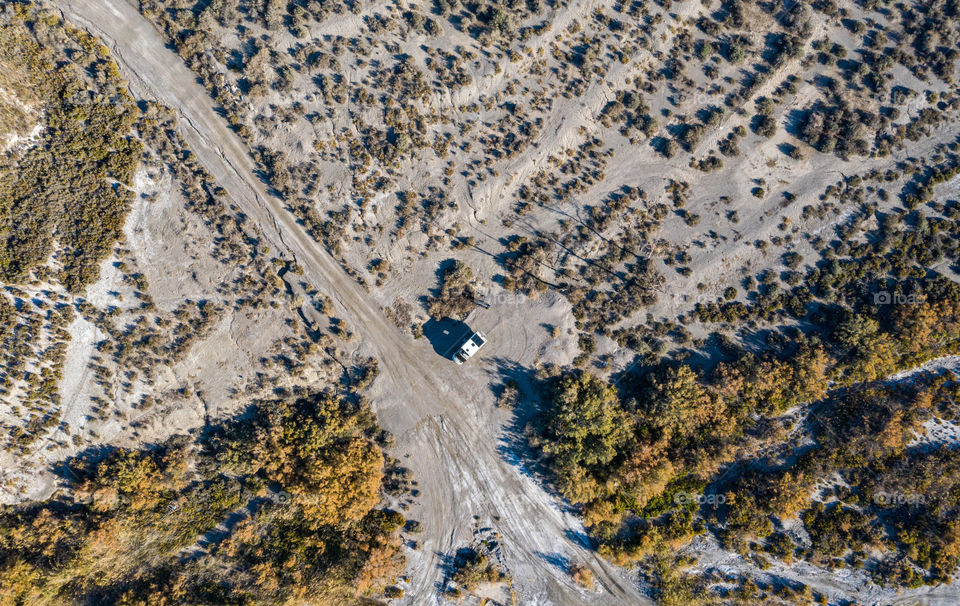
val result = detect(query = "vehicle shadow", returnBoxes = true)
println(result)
[422,318,474,359]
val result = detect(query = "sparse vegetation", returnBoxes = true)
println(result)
[0,11,141,292]
[7,0,960,601]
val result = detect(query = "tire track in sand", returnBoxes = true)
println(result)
[56,1,650,602]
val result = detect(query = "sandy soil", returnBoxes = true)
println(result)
[57,0,650,602]
[46,0,960,603]
[1,165,306,502]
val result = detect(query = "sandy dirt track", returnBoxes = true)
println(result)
[55,0,649,602]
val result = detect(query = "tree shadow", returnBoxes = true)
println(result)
[490,358,582,516]
[565,528,598,550]
[777,142,799,157]
[422,317,474,359]
[433,549,457,593]
[535,550,572,572]
[51,444,121,485]
[783,108,809,137]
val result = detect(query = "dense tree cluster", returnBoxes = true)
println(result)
[532,337,833,559]
[716,378,960,587]
[531,181,960,584]
[0,10,141,292]
[0,392,404,604]
[799,103,874,157]
[531,177,960,569]
[534,303,960,581]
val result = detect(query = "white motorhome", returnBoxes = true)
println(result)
[453,331,487,364]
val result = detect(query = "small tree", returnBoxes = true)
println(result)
[427,260,478,320]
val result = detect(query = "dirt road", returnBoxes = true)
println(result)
[56,0,648,602]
